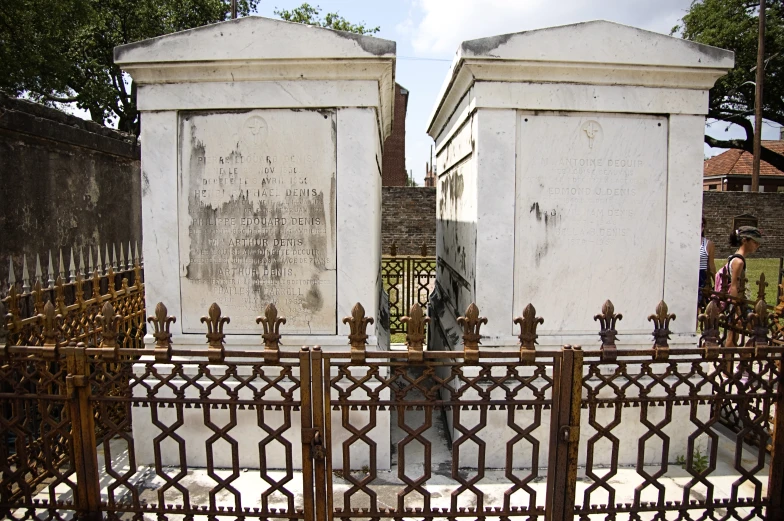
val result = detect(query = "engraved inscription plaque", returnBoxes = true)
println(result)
[513,113,668,333]
[178,109,337,334]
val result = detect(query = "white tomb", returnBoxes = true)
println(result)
[426,21,734,468]
[115,16,395,469]
[427,20,734,351]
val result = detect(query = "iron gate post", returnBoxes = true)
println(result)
[299,347,315,521]
[310,347,329,521]
[65,343,101,521]
[769,357,784,521]
[546,345,583,521]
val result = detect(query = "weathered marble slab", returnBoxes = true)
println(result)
[513,112,668,333]
[178,109,337,334]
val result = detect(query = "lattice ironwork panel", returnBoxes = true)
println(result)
[324,356,557,520]
[0,354,78,521]
[381,258,405,335]
[89,356,307,521]
[575,353,781,521]
[381,257,436,336]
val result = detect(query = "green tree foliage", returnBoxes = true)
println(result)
[0,0,258,134]
[274,3,379,34]
[674,0,784,169]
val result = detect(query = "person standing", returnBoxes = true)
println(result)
[698,217,716,305]
[716,226,762,348]
[722,226,762,299]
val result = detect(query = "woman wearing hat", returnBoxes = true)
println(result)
[724,226,762,299]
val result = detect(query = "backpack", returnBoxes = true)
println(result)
[715,254,746,294]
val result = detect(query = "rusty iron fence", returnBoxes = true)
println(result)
[699,271,784,448]
[2,293,783,521]
[2,244,145,349]
[381,243,436,335]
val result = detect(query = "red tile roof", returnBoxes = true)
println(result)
[704,141,784,177]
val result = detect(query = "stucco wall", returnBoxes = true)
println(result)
[0,93,141,291]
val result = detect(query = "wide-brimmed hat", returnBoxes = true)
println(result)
[737,226,763,244]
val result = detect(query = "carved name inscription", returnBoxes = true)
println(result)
[513,113,668,332]
[178,109,337,334]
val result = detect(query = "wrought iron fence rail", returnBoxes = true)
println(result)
[2,292,783,521]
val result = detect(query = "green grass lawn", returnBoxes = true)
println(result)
[390,333,406,344]
[743,257,782,304]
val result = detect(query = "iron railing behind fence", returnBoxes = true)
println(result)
[382,242,436,335]
[2,244,145,349]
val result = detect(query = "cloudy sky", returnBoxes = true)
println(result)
[82,1,780,184]
[258,0,779,184]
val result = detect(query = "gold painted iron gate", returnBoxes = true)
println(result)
[1,305,783,521]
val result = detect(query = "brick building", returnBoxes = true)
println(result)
[381,83,409,186]
[703,139,784,192]
[424,161,435,187]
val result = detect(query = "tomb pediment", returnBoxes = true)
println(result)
[459,20,733,68]
[115,15,395,64]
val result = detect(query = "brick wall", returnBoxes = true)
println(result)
[381,84,408,186]
[382,187,436,255]
[0,92,142,289]
[702,192,784,259]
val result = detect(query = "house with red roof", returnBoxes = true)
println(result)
[703,138,784,192]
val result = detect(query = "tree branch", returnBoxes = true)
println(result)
[705,135,752,151]
[704,135,784,173]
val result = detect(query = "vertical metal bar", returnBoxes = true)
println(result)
[323,356,334,521]
[768,358,784,520]
[299,348,315,521]
[231,0,237,19]
[311,347,329,521]
[551,346,575,521]
[547,345,582,521]
[563,346,583,517]
[66,344,101,520]
[545,350,564,521]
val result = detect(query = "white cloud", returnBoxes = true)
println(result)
[408,0,693,56]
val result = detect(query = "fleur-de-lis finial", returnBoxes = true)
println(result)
[717,270,730,294]
[699,300,722,358]
[40,301,63,359]
[97,301,122,350]
[256,303,286,362]
[148,302,176,362]
[4,285,21,334]
[134,262,142,290]
[32,280,44,315]
[747,298,770,352]
[756,273,768,303]
[92,269,102,299]
[74,273,85,308]
[201,302,229,361]
[514,303,543,363]
[390,241,397,257]
[457,302,487,363]
[594,300,622,362]
[107,265,117,299]
[648,300,676,360]
[343,303,374,362]
[402,303,429,363]
[54,276,66,315]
